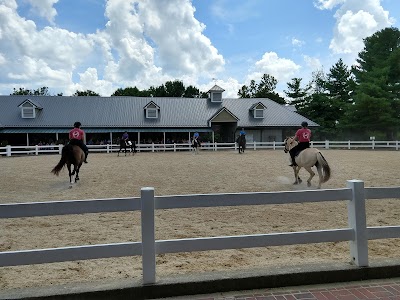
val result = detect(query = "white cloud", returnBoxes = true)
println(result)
[303,55,322,71]
[0,0,226,96]
[247,52,301,84]
[25,0,59,23]
[315,0,395,55]
[292,38,305,47]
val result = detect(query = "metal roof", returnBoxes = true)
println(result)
[0,95,318,132]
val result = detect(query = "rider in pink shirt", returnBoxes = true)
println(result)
[69,122,89,163]
[289,121,311,167]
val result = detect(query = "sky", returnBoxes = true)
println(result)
[0,0,398,98]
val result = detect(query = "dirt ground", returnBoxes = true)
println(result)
[0,149,399,291]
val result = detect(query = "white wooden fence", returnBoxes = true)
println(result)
[1,180,399,284]
[0,140,399,156]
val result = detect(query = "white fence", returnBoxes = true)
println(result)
[1,180,399,284]
[0,140,399,156]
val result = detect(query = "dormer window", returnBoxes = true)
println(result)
[207,85,225,103]
[18,99,42,119]
[250,102,267,119]
[144,101,160,119]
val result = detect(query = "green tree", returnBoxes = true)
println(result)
[112,87,150,96]
[284,78,310,110]
[237,74,286,104]
[72,90,100,96]
[11,86,51,95]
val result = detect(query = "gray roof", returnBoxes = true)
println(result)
[0,95,318,131]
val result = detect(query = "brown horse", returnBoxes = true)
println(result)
[284,137,331,189]
[51,144,85,186]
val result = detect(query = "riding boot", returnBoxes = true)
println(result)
[289,156,297,167]
[84,152,88,163]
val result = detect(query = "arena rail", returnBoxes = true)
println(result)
[0,140,399,156]
[0,180,399,284]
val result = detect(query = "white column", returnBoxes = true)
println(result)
[26,133,29,146]
[110,132,113,144]
[55,133,59,143]
[347,180,368,267]
[141,187,156,284]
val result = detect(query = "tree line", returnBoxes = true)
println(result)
[10,27,400,140]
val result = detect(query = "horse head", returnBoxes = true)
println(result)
[284,136,297,153]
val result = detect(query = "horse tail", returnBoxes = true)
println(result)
[51,145,70,175]
[316,151,331,183]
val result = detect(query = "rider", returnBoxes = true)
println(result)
[69,122,89,163]
[122,131,129,145]
[192,132,200,147]
[289,121,311,167]
[240,130,246,136]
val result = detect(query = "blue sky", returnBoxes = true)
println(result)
[0,0,398,97]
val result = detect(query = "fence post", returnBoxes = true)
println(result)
[6,145,11,157]
[347,180,368,267]
[325,140,329,149]
[35,145,39,156]
[348,140,351,150]
[174,143,176,152]
[372,140,375,150]
[58,145,62,154]
[253,141,256,150]
[273,141,276,150]
[215,142,217,151]
[152,143,155,153]
[106,144,110,154]
[141,187,156,284]
[396,141,398,151]
[234,142,237,152]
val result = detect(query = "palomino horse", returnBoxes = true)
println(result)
[118,139,136,156]
[51,144,85,186]
[283,137,331,189]
[236,135,246,154]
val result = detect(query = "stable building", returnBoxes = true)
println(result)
[0,85,318,146]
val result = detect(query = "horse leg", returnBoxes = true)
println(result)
[75,165,80,182]
[67,164,74,186]
[293,166,303,185]
[304,166,315,187]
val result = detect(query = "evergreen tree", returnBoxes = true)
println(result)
[346,27,400,139]
[284,78,310,110]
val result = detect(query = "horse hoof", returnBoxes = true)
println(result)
[293,182,298,185]
[307,182,311,187]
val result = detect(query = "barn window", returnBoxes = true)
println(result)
[254,108,264,118]
[22,106,35,118]
[146,108,158,118]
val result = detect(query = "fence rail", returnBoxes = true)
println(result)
[1,181,399,285]
[0,140,399,156]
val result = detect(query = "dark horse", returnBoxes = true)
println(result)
[236,135,246,154]
[118,139,136,156]
[191,138,201,154]
[51,144,85,185]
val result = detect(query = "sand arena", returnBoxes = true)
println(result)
[0,149,399,290]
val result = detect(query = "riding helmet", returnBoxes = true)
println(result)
[301,121,308,127]
[74,121,82,128]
